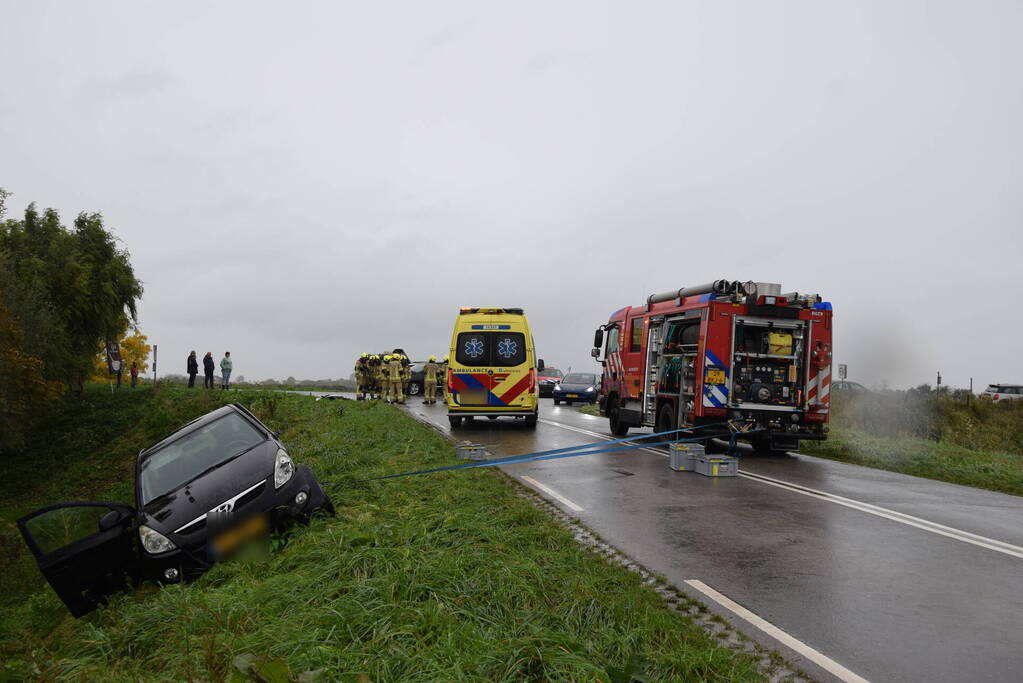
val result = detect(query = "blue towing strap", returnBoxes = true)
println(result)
[365,421,735,482]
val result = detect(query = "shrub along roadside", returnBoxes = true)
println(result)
[1,387,768,681]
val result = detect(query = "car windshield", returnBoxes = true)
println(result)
[541,368,563,378]
[563,373,596,384]
[139,412,266,504]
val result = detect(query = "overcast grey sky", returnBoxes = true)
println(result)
[2,1,1020,387]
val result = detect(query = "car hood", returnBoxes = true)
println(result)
[141,440,277,534]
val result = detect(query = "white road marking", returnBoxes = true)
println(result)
[520,475,584,512]
[738,470,1023,560]
[539,417,1023,560]
[684,579,869,683]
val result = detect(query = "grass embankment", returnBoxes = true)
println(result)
[802,393,1023,496]
[579,403,601,417]
[1,386,765,681]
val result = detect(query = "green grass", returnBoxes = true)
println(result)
[802,393,1023,495]
[580,403,601,417]
[802,426,1023,496]
[0,386,766,681]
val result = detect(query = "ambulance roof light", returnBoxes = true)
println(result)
[459,307,524,315]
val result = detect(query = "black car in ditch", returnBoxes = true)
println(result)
[17,403,334,617]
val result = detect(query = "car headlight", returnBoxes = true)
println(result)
[586,386,595,392]
[554,384,561,392]
[274,448,295,489]
[139,525,176,554]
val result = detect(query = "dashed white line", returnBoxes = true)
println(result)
[520,475,584,512]
[684,579,870,683]
[539,417,1023,560]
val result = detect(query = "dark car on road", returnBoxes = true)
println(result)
[537,367,564,397]
[552,372,599,405]
[408,361,441,398]
[17,403,333,617]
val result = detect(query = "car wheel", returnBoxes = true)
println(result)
[449,416,462,429]
[525,412,538,429]
[565,401,572,406]
[408,382,421,396]
[553,399,560,405]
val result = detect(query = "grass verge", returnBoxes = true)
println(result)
[580,403,601,417]
[801,392,1023,496]
[1,386,767,681]
[802,426,1023,496]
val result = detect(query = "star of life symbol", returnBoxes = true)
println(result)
[465,337,485,358]
[497,338,517,359]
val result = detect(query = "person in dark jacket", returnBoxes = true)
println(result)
[202,351,215,389]
[186,351,199,387]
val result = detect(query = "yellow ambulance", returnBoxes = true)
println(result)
[446,307,542,429]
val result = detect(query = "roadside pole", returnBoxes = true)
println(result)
[153,344,158,386]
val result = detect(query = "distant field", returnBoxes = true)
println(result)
[0,386,769,681]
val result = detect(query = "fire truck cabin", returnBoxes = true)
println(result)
[592,280,833,454]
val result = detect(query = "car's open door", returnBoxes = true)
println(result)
[17,502,138,617]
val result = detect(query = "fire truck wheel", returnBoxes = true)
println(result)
[608,398,629,437]
[656,403,677,435]
[449,416,462,429]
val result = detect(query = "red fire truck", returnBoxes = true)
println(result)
[592,280,833,454]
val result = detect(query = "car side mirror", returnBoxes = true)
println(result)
[537,359,545,372]
[99,509,127,531]
[591,348,600,359]
[593,328,604,349]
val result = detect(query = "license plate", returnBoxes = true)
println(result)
[566,394,579,398]
[705,369,726,384]
[211,513,268,557]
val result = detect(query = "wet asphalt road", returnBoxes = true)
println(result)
[399,398,1023,683]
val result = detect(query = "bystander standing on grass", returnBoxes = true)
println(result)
[186,351,198,388]
[220,351,232,389]
[203,351,215,389]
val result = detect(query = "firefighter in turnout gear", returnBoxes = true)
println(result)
[392,348,412,397]
[375,354,387,400]
[422,356,440,404]
[438,355,449,402]
[386,354,405,404]
[355,353,370,400]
